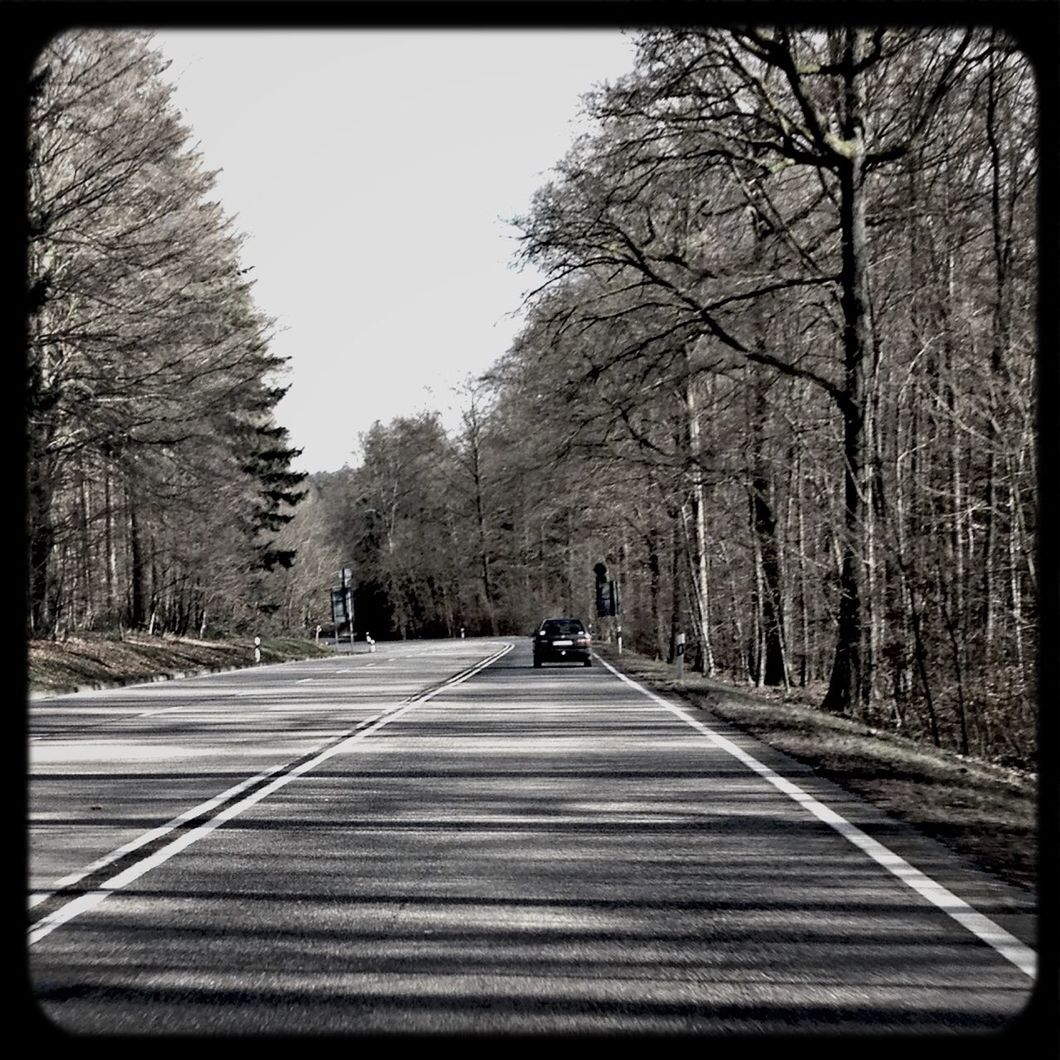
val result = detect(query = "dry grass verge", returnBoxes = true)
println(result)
[27,632,333,695]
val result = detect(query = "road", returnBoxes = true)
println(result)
[27,637,1037,1035]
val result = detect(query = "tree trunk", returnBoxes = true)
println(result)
[128,481,145,629]
[753,473,787,685]
[982,37,1011,654]
[683,359,715,674]
[668,508,683,662]
[78,466,94,629]
[823,31,876,717]
[104,470,119,620]
[796,451,811,687]
[470,430,498,635]
[28,451,56,637]
[647,525,664,658]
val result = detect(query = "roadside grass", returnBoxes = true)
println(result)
[595,644,1037,895]
[27,631,334,695]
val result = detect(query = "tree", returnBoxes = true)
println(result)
[515,27,988,716]
[27,30,305,637]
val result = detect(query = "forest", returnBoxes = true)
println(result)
[26,31,307,641]
[26,28,1038,772]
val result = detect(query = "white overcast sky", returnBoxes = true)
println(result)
[151,30,639,473]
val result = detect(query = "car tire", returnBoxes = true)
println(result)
[584,657,592,667]
[533,658,542,668]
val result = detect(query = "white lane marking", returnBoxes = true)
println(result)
[27,756,297,910]
[29,643,513,945]
[232,690,327,698]
[296,678,315,684]
[595,655,1037,981]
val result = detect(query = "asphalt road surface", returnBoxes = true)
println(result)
[28,637,1038,1035]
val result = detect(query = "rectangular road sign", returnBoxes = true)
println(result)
[330,588,348,624]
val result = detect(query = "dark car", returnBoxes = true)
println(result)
[532,617,592,667]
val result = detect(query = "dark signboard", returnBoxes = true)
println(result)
[330,587,348,625]
[596,579,619,617]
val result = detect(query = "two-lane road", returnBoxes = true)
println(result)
[28,638,1037,1034]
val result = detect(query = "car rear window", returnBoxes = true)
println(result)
[543,619,584,636]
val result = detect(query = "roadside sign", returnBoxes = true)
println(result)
[596,579,619,617]
[330,587,348,625]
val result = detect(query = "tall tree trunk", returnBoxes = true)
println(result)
[795,451,812,687]
[683,357,715,674]
[104,469,119,620]
[982,36,1011,653]
[668,508,683,662]
[647,524,664,658]
[28,450,56,637]
[469,428,498,635]
[128,480,145,629]
[823,30,876,717]
[1006,453,1029,707]
[565,509,575,618]
[78,466,95,628]
[752,472,786,685]
[745,207,786,686]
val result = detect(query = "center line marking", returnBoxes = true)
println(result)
[595,655,1037,981]
[29,643,513,945]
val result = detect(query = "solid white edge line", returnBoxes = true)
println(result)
[29,643,513,945]
[595,654,1037,981]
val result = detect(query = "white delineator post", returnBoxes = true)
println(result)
[675,632,685,681]
[254,636,261,665]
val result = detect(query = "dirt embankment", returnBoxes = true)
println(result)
[27,632,333,695]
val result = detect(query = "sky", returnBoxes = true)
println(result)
[151,30,639,474]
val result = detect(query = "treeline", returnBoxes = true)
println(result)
[283,27,1036,771]
[26,31,305,638]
